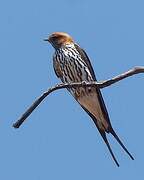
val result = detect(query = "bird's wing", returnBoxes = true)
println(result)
[53,56,63,78]
[74,44,134,164]
[74,44,96,81]
[74,43,111,126]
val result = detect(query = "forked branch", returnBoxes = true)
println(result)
[13,66,144,129]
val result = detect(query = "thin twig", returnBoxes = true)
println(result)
[101,66,144,88]
[13,66,144,128]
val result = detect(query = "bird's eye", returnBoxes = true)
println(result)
[52,35,59,39]
[52,36,56,40]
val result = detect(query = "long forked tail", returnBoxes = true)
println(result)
[81,106,120,166]
[98,128,120,167]
[109,127,134,160]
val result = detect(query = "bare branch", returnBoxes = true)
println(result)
[13,66,144,129]
[100,66,144,88]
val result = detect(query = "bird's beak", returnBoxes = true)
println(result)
[43,38,49,42]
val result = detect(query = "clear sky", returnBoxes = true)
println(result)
[0,0,144,179]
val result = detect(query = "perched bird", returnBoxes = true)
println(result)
[44,32,134,166]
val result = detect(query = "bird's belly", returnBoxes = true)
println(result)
[59,57,108,130]
[77,89,109,130]
[61,59,93,96]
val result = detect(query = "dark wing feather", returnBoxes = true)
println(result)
[74,43,112,127]
[74,44,97,81]
[53,56,62,78]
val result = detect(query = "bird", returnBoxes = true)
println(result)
[44,32,134,166]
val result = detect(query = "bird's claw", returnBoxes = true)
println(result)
[81,81,87,85]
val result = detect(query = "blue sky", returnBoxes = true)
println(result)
[0,0,144,179]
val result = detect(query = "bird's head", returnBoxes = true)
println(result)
[44,32,74,49]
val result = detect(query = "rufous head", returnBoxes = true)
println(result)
[44,32,74,49]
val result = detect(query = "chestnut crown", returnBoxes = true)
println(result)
[44,32,74,49]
